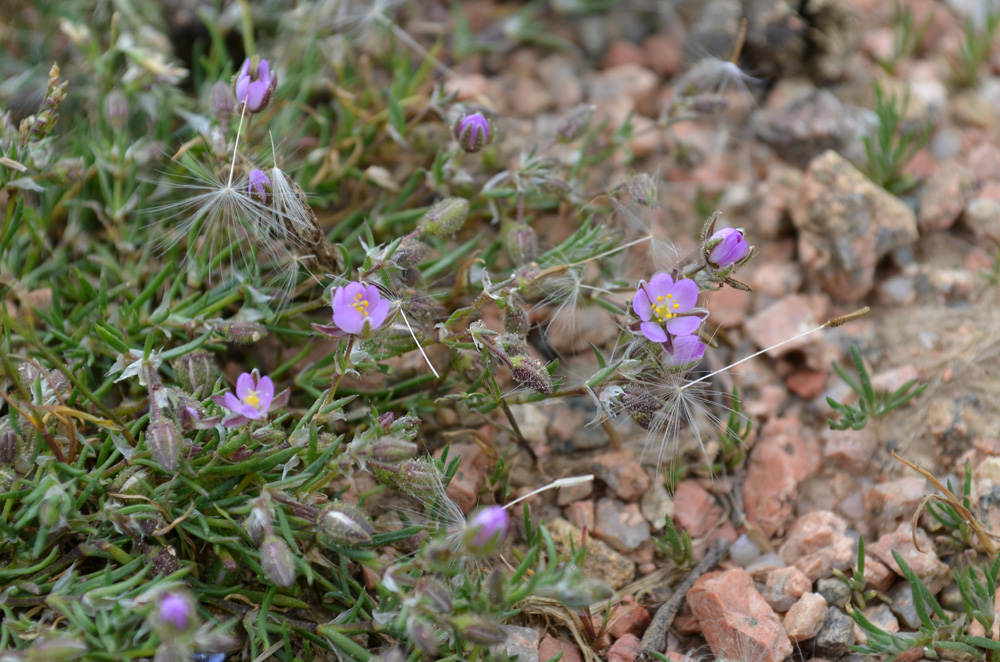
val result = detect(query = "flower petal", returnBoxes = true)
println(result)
[236,372,255,400]
[368,297,390,331]
[333,304,364,336]
[646,272,674,300]
[235,76,249,104]
[633,286,653,322]
[247,81,266,111]
[668,335,706,366]
[669,278,698,311]
[257,59,270,83]
[639,321,668,343]
[224,391,244,413]
[256,376,275,411]
[666,315,701,336]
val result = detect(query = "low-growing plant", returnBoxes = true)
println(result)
[952,3,1000,87]
[861,82,932,195]
[827,344,927,433]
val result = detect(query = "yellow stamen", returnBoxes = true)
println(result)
[352,292,370,318]
[243,390,260,409]
[652,293,680,323]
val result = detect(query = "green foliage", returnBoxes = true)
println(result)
[832,536,879,609]
[827,344,927,431]
[877,0,934,74]
[952,4,1000,87]
[926,463,978,550]
[861,82,932,195]
[655,515,694,568]
[850,552,1000,661]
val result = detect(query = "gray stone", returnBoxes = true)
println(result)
[814,607,855,656]
[593,498,651,553]
[887,581,921,630]
[816,577,851,608]
[730,533,763,568]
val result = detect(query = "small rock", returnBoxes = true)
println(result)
[749,261,804,298]
[778,511,854,580]
[967,143,1000,187]
[864,477,927,535]
[565,500,595,531]
[887,581,921,629]
[963,196,1000,244]
[876,274,916,305]
[499,625,540,662]
[786,370,828,399]
[607,633,641,662]
[761,566,813,612]
[593,498,652,553]
[743,417,822,536]
[601,39,650,69]
[508,76,553,118]
[587,64,659,118]
[536,55,583,111]
[548,518,636,589]
[784,592,829,642]
[815,577,851,609]
[508,405,549,445]
[870,364,922,394]
[823,427,877,473]
[729,533,763,568]
[753,163,804,239]
[674,480,723,539]
[640,481,674,531]
[538,635,583,662]
[557,477,594,506]
[644,30,684,78]
[747,553,788,582]
[608,598,652,639]
[854,604,899,645]
[918,162,973,233]
[755,83,870,167]
[440,443,490,513]
[792,150,919,301]
[688,568,793,662]
[869,524,950,593]
[591,449,650,502]
[951,89,994,128]
[863,556,896,593]
[744,295,821,359]
[814,607,855,656]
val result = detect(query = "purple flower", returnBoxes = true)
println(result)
[158,592,194,631]
[665,334,707,368]
[212,369,289,427]
[633,273,704,344]
[248,169,270,201]
[234,58,276,113]
[454,111,493,153]
[312,281,391,339]
[705,227,750,269]
[462,505,510,558]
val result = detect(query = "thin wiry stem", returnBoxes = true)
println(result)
[228,101,249,187]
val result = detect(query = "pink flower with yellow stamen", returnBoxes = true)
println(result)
[313,281,391,339]
[212,369,289,427]
[632,273,705,344]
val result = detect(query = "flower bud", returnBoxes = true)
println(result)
[172,352,218,395]
[234,57,277,114]
[251,426,285,445]
[704,227,750,270]
[40,483,71,528]
[224,321,267,344]
[453,111,493,153]
[147,420,184,472]
[393,237,429,268]
[103,89,128,128]
[248,169,271,203]
[452,615,508,646]
[210,80,234,118]
[0,426,17,466]
[462,506,510,558]
[369,457,443,498]
[244,496,272,544]
[617,386,663,430]
[502,298,530,337]
[415,577,452,613]
[369,437,418,464]
[26,636,88,662]
[627,172,658,207]
[556,103,595,143]
[156,592,196,633]
[317,502,373,545]
[486,567,505,604]
[260,535,297,587]
[508,354,553,395]
[406,617,439,657]
[503,221,539,264]
[498,333,530,358]
[418,197,470,238]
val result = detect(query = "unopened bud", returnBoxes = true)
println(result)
[617,386,663,430]
[172,351,218,395]
[394,237,429,268]
[415,577,452,613]
[224,321,267,344]
[26,636,88,662]
[156,592,196,633]
[556,103,595,143]
[369,457,443,498]
[370,437,418,464]
[502,298,530,337]
[260,535,297,587]
[462,505,510,558]
[418,197,470,238]
[487,567,505,604]
[317,502,373,545]
[210,80,235,118]
[627,172,658,207]
[453,111,493,153]
[244,497,271,544]
[0,426,16,466]
[504,221,539,264]
[103,89,128,128]
[40,483,71,528]
[509,354,553,395]
[251,426,285,445]
[147,420,184,472]
[406,617,439,657]
[452,615,508,646]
